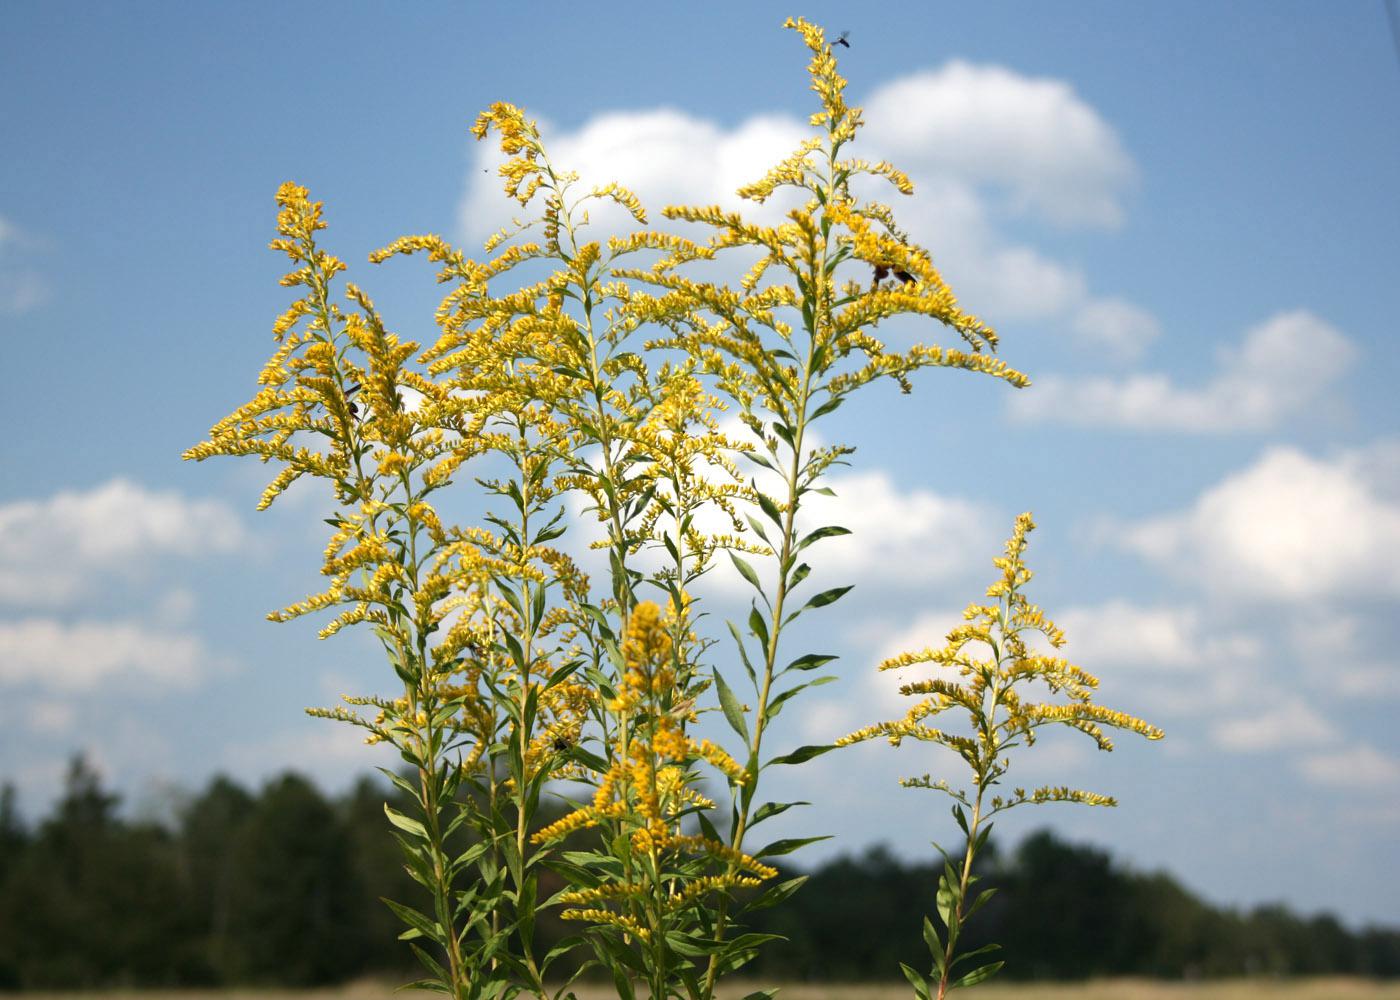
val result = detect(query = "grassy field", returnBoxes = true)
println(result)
[25,980,1400,1000]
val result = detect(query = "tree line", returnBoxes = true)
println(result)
[0,758,1395,989]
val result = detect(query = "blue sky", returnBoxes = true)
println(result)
[3,2,1400,927]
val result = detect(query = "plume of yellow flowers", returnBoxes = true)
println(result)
[841,513,1163,774]
[533,601,773,934]
[842,514,1162,998]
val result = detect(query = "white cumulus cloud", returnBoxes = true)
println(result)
[1009,310,1356,431]
[1056,600,1259,672]
[0,618,211,691]
[1070,298,1162,362]
[1114,442,1400,602]
[796,471,995,589]
[861,60,1137,228]
[1212,699,1339,753]
[0,478,247,606]
[457,60,1145,342]
[1299,745,1400,790]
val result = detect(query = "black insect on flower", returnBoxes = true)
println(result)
[893,268,916,285]
[835,30,851,48]
[551,734,574,753]
[345,382,362,418]
[872,263,890,288]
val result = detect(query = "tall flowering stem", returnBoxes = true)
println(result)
[183,16,1067,1000]
[620,19,1027,997]
[184,181,596,999]
[840,514,1164,997]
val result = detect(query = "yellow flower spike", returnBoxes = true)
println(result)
[843,512,1162,993]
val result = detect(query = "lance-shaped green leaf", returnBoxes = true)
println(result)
[748,605,771,651]
[794,523,851,553]
[794,584,853,617]
[745,874,808,912]
[900,962,932,1000]
[751,799,809,825]
[753,835,830,858]
[384,803,429,841]
[765,743,833,767]
[728,621,759,686]
[713,668,749,742]
[729,552,767,601]
[383,897,444,945]
[755,490,783,527]
[785,651,838,672]
[952,960,1005,989]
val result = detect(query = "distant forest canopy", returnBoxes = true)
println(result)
[1,758,1397,990]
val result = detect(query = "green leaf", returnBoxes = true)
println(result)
[753,835,830,858]
[546,658,584,690]
[952,804,970,837]
[752,799,808,825]
[785,652,837,672]
[766,743,834,766]
[501,629,526,671]
[729,552,766,597]
[743,450,779,474]
[765,675,836,722]
[383,803,429,841]
[658,930,708,958]
[965,885,998,921]
[795,524,851,552]
[975,820,995,854]
[745,874,808,912]
[748,605,770,651]
[579,602,615,641]
[728,621,758,686]
[745,514,772,545]
[533,519,567,544]
[530,578,547,629]
[697,809,722,845]
[922,915,943,959]
[756,491,783,527]
[952,960,1005,989]
[382,897,443,944]
[375,765,419,800]
[809,394,845,421]
[800,584,853,613]
[899,962,931,1000]
[948,941,1002,971]
[713,669,749,742]
[452,840,491,870]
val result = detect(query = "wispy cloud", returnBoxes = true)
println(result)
[1112,441,1400,602]
[0,478,247,607]
[0,214,50,316]
[1212,699,1340,753]
[0,617,213,692]
[1299,745,1400,790]
[1009,310,1355,431]
[1057,600,1259,673]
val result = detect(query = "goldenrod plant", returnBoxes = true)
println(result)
[840,514,1164,998]
[176,17,1138,1000]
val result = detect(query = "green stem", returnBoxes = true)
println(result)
[701,166,829,1000]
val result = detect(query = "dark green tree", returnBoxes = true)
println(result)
[223,772,367,984]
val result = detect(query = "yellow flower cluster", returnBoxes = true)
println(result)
[533,600,768,926]
[842,514,1162,815]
